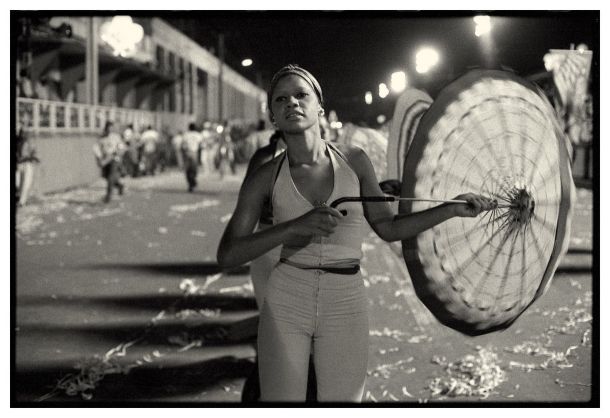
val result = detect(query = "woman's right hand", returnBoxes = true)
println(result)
[288,206,344,238]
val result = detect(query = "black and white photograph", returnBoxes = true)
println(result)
[10,6,599,406]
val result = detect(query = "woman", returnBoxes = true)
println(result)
[217,64,494,402]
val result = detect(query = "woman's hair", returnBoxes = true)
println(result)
[267,64,323,116]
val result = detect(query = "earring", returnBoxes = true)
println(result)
[319,109,325,116]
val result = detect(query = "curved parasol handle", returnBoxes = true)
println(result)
[329,196,395,216]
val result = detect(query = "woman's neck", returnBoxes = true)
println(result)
[284,128,326,166]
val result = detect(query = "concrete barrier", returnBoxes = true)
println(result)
[28,132,101,196]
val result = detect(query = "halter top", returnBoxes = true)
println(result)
[272,142,366,267]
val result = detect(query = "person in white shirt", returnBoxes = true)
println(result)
[93,121,125,203]
[181,123,203,192]
[140,125,160,175]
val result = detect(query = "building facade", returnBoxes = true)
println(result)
[15,15,266,193]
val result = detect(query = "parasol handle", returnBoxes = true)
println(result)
[330,196,508,216]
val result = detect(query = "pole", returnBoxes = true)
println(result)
[218,33,224,122]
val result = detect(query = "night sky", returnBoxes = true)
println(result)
[160,12,598,122]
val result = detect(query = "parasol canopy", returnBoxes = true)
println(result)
[386,88,433,181]
[400,69,575,335]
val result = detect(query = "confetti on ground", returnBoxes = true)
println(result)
[505,342,579,370]
[179,274,222,295]
[175,308,221,320]
[368,274,391,284]
[158,227,168,234]
[38,340,141,401]
[554,379,592,388]
[191,230,207,237]
[407,335,432,344]
[369,327,410,342]
[169,199,220,216]
[220,213,232,223]
[368,358,415,379]
[219,283,253,295]
[427,347,506,399]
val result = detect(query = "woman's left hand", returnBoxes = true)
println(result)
[452,193,497,218]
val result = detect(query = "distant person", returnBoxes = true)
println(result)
[15,124,39,207]
[121,124,140,177]
[200,121,216,175]
[18,69,35,99]
[171,130,184,170]
[93,121,125,203]
[140,125,160,175]
[215,120,236,179]
[34,76,49,101]
[181,123,203,192]
[157,126,172,173]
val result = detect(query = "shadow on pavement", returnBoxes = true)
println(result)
[83,262,250,276]
[15,355,254,403]
[147,188,221,196]
[19,293,258,312]
[555,266,593,274]
[567,248,593,255]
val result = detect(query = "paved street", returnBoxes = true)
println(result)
[14,166,594,404]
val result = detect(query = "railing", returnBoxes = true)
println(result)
[17,98,193,135]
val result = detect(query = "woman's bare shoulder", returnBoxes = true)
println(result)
[333,143,369,168]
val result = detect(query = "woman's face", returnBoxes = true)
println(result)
[270,75,321,134]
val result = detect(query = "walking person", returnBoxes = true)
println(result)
[93,121,125,203]
[182,123,203,192]
[217,64,495,402]
[140,125,160,175]
[15,124,39,207]
[215,121,236,179]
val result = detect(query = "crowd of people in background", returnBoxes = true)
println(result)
[91,119,261,203]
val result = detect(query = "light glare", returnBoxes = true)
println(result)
[378,83,389,99]
[390,71,408,93]
[365,91,373,105]
[474,15,491,37]
[241,58,253,67]
[415,47,440,74]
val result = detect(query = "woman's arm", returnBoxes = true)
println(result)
[216,164,344,269]
[344,146,494,242]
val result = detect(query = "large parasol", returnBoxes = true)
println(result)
[386,88,433,181]
[399,69,575,335]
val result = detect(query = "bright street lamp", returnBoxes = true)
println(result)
[474,15,491,37]
[390,71,408,93]
[241,58,253,67]
[378,83,389,99]
[415,47,440,74]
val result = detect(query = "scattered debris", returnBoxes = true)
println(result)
[427,347,506,399]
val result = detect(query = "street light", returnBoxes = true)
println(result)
[415,47,440,74]
[378,83,389,99]
[474,15,491,37]
[241,58,253,67]
[390,71,408,93]
[365,91,373,105]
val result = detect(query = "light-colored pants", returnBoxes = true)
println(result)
[258,262,369,402]
[16,162,35,206]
